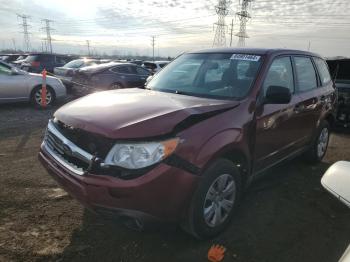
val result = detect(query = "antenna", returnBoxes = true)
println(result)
[235,0,253,47]
[213,0,232,47]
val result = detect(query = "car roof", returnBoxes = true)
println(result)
[190,47,321,58]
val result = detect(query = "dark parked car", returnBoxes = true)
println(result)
[71,62,151,93]
[20,53,78,73]
[39,48,336,239]
[54,58,101,86]
[327,59,350,127]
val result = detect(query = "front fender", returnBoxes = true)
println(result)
[195,128,246,169]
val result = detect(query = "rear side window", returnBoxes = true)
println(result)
[111,66,132,74]
[294,57,318,92]
[314,57,331,86]
[263,56,294,94]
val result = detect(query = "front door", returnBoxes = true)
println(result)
[0,64,28,102]
[254,56,303,173]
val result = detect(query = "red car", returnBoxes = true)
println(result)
[39,48,336,239]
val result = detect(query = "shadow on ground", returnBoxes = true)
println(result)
[37,159,350,262]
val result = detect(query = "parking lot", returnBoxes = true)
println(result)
[0,101,349,262]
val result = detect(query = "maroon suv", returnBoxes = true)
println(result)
[39,48,336,238]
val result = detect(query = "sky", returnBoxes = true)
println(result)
[0,0,349,58]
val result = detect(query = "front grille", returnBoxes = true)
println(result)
[45,129,89,172]
[54,121,114,158]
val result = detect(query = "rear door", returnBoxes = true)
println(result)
[292,56,332,144]
[254,56,303,172]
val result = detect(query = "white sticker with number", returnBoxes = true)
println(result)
[230,54,261,62]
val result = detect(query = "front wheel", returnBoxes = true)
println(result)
[305,120,330,163]
[181,159,241,239]
[31,86,55,107]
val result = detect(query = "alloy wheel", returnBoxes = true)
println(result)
[203,174,236,227]
[35,88,52,105]
[317,127,329,158]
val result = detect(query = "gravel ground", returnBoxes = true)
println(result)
[0,101,349,262]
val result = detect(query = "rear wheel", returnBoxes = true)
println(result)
[110,82,124,89]
[305,120,330,163]
[31,86,55,107]
[181,159,241,239]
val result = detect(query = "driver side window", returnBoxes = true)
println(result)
[263,57,294,95]
[0,64,11,75]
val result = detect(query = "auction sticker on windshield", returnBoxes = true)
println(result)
[230,54,261,61]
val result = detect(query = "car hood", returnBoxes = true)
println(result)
[54,88,239,139]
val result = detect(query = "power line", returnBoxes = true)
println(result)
[42,19,54,53]
[213,0,231,47]
[235,0,253,47]
[17,14,31,52]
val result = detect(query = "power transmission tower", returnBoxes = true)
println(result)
[212,0,231,47]
[235,0,253,47]
[42,19,54,53]
[86,40,91,56]
[17,14,31,52]
[151,36,156,61]
[229,19,234,47]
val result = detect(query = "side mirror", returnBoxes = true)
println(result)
[265,85,291,104]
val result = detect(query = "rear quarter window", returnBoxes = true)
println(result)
[314,57,332,86]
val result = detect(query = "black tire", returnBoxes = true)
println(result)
[110,82,124,90]
[305,120,330,163]
[181,158,241,239]
[30,85,56,108]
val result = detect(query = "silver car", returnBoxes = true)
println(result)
[0,61,66,106]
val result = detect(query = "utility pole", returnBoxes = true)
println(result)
[17,14,31,52]
[307,41,311,51]
[42,19,54,53]
[229,19,234,47]
[151,36,156,61]
[12,38,16,51]
[236,0,253,47]
[86,40,91,56]
[213,0,231,47]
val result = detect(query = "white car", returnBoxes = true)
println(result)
[322,161,350,262]
[0,61,66,107]
[142,61,169,74]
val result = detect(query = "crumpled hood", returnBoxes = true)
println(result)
[54,89,239,139]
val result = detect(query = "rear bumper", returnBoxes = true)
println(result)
[38,145,199,223]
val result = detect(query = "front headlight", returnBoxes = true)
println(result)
[104,138,179,169]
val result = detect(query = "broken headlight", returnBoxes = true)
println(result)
[104,138,179,169]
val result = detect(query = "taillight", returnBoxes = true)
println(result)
[31,61,40,67]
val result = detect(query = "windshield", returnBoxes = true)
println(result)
[147,53,262,100]
[63,59,84,68]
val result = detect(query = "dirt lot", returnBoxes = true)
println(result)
[0,102,349,262]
